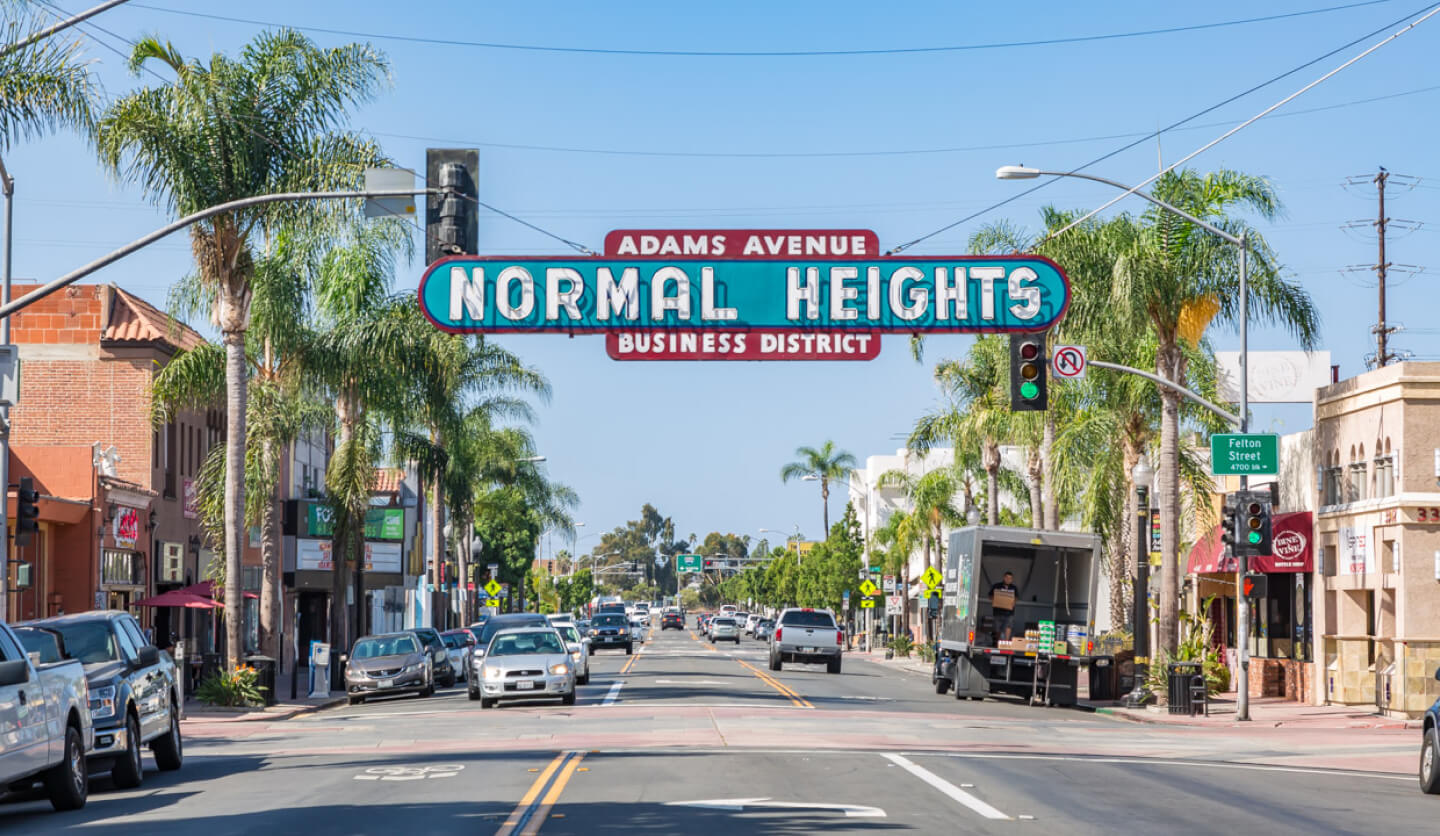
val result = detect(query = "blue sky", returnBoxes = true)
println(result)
[7,0,1438,554]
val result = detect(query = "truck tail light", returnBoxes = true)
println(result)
[836,631,843,645]
[968,630,974,644]
[774,628,782,641]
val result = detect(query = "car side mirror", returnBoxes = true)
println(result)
[339,654,348,665]
[0,659,30,686]
[136,645,160,668]
[567,643,580,654]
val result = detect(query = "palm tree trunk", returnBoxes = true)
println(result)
[1027,450,1042,529]
[921,537,932,642]
[984,442,1000,525]
[430,473,444,628]
[1156,343,1183,655]
[821,479,830,536]
[222,327,246,670]
[1041,415,1057,530]
[329,396,352,674]
[1117,434,1140,630]
[259,456,280,660]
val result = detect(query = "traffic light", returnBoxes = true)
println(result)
[425,148,479,265]
[1219,494,1239,559]
[1009,332,1048,411]
[14,477,39,548]
[703,558,714,570]
[1239,494,1273,557]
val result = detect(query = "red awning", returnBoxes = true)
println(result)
[180,579,258,600]
[1187,511,1313,574]
[133,590,222,609]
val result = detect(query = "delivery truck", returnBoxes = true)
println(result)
[932,526,1102,708]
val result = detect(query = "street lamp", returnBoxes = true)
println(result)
[514,455,546,463]
[1125,455,1156,708]
[998,164,1254,721]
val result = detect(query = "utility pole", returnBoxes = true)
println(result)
[0,156,11,624]
[1374,168,1392,368]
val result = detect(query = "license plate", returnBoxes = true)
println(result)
[516,680,535,690]
[379,679,394,689]
[801,647,817,653]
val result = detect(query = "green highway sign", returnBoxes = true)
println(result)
[1210,433,1279,476]
[677,554,703,572]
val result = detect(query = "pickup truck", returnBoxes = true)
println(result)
[30,611,182,788]
[0,622,92,811]
[768,608,844,673]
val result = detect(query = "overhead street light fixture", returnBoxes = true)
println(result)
[995,165,1042,180]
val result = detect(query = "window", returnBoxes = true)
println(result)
[1323,450,1343,506]
[1374,438,1395,499]
[119,616,149,651]
[112,620,138,662]
[164,420,177,498]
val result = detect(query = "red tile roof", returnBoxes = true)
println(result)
[372,468,406,494]
[102,287,205,351]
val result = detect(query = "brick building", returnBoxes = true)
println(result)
[5,283,227,655]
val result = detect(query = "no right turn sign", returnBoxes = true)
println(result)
[1052,345,1087,379]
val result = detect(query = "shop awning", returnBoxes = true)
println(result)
[180,579,258,600]
[1187,511,1313,574]
[133,590,221,609]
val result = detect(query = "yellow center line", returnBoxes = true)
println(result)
[519,752,587,836]
[495,753,567,836]
[735,658,813,708]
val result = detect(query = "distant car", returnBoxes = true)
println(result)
[440,630,475,682]
[1422,664,1440,793]
[754,619,775,641]
[770,607,843,674]
[575,619,592,637]
[709,617,741,644]
[661,611,685,630]
[410,626,457,687]
[344,632,433,704]
[732,612,750,634]
[474,627,576,709]
[590,613,634,655]
[745,614,762,635]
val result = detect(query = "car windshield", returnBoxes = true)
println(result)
[594,615,627,627]
[488,631,565,657]
[479,617,550,643]
[441,633,468,649]
[780,611,837,628]
[353,636,418,658]
[558,625,580,643]
[14,627,64,663]
[47,621,119,664]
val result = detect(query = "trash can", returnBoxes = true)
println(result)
[245,655,278,707]
[1088,656,1118,701]
[1167,661,1203,715]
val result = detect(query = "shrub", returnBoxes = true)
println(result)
[888,634,915,658]
[196,665,266,707]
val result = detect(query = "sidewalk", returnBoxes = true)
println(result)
[1087,692,1424,730]
[182,668,345,724]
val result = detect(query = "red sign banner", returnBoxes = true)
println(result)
[604,229,880,259]
[606,329,880,361]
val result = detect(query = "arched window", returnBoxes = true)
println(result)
[1375,437,1395,498]
[1350,444,1368,502]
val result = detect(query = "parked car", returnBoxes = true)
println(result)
[745,613,762,635]
[661,610,685,631]
[575,619,592,638]
[440,630,476,682]
[754,619,775,641]
[769,607,843,673]
[0,622,92,811]
[29,611,183,788]
[474,627,576,708]
[732,612,750,634]
[709,617,741,644]
[344,632,433,704]
[589,613,634,655]
[1421,664,1440,794]
[409,627,457,687]
[551,622,591,685]
[466,614,552,693]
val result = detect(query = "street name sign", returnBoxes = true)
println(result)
[1211,433,1280,476]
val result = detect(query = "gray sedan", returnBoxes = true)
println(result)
[344,632,433,704]
[475,628,577,708]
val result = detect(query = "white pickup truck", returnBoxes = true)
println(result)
[0,622,92,811]
[768,607,844,674]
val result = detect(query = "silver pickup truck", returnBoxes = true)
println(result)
[768,607,844,674]
[0,622,93,811]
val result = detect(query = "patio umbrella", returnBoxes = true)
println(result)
[133,590,222,609]
[180,579,258,600]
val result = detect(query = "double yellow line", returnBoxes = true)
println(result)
[619,651,639,675]
[496,751,587,836]
[736,658,813,708]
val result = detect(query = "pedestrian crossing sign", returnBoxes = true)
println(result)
[920,567,943,589]
[485,579,503,597]
[858,579,879,596]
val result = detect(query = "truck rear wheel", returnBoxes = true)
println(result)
[934,675,950,694]
[44,724,87,811]
[769,653,782,672]
[827,656,842,674]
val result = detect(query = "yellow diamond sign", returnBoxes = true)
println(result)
[484,579,503,597]
[858,579,879,596]
[921,567,943,589]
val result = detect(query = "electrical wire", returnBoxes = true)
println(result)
[885,0,1440,254]
[125,1,1395,58]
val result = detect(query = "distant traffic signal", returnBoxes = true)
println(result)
[425,148,479,265]
[15,477,39,548]
[1219,494,1239,559]
[1009,333,1048,411]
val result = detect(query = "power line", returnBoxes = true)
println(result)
[887,0,1440,255]
[126,1,1395,58]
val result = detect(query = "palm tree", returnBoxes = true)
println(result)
[0,2,99,152]
[877,468,965,641]
[780,441,858,535]
[1104,169,1319,654]
[97,31,389,669]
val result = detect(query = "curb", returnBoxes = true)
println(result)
[182,697,346,723]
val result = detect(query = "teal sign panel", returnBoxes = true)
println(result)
[418,256,1069,334]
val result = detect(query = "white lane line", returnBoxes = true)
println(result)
[602,681,624,706]
[883,753,1010,821]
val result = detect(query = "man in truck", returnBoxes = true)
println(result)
[990,571,1018,642]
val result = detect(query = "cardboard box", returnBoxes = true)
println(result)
[991,588,1016,611]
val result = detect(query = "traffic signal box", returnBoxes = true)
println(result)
[1221,489,1273,561]
[425,149,479,265]
[1009,333,1048,411]
[14,477,38,548]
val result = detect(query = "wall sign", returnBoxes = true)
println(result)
[112,507,140,549]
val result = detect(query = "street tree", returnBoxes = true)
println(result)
[96,30,389,668]
[0,1,99,152]
[781,441,858,534]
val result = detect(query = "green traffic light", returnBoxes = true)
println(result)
[1247,531,1261,544]
[1020,381,1039,399]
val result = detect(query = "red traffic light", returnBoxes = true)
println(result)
[1018,342,1040,361]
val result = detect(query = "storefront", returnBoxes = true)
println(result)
[1188,511,1315,701]
[99,480,156,620]
[284,500,408,647]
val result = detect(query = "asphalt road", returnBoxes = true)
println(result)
[2,619,1433,834]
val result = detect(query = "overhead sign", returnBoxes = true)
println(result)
[1210,433,1279,475]
[605,229,880,259]
[677,554,703,572]
[419,254,1070,334]
[1051,345,1087,379]
[606,329,880,361]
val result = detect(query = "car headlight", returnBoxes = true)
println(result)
[619,628,629,635]
[404,662,424,673]
[90,685,117,719]
[483,667,504,681]
[549,663,570,676]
